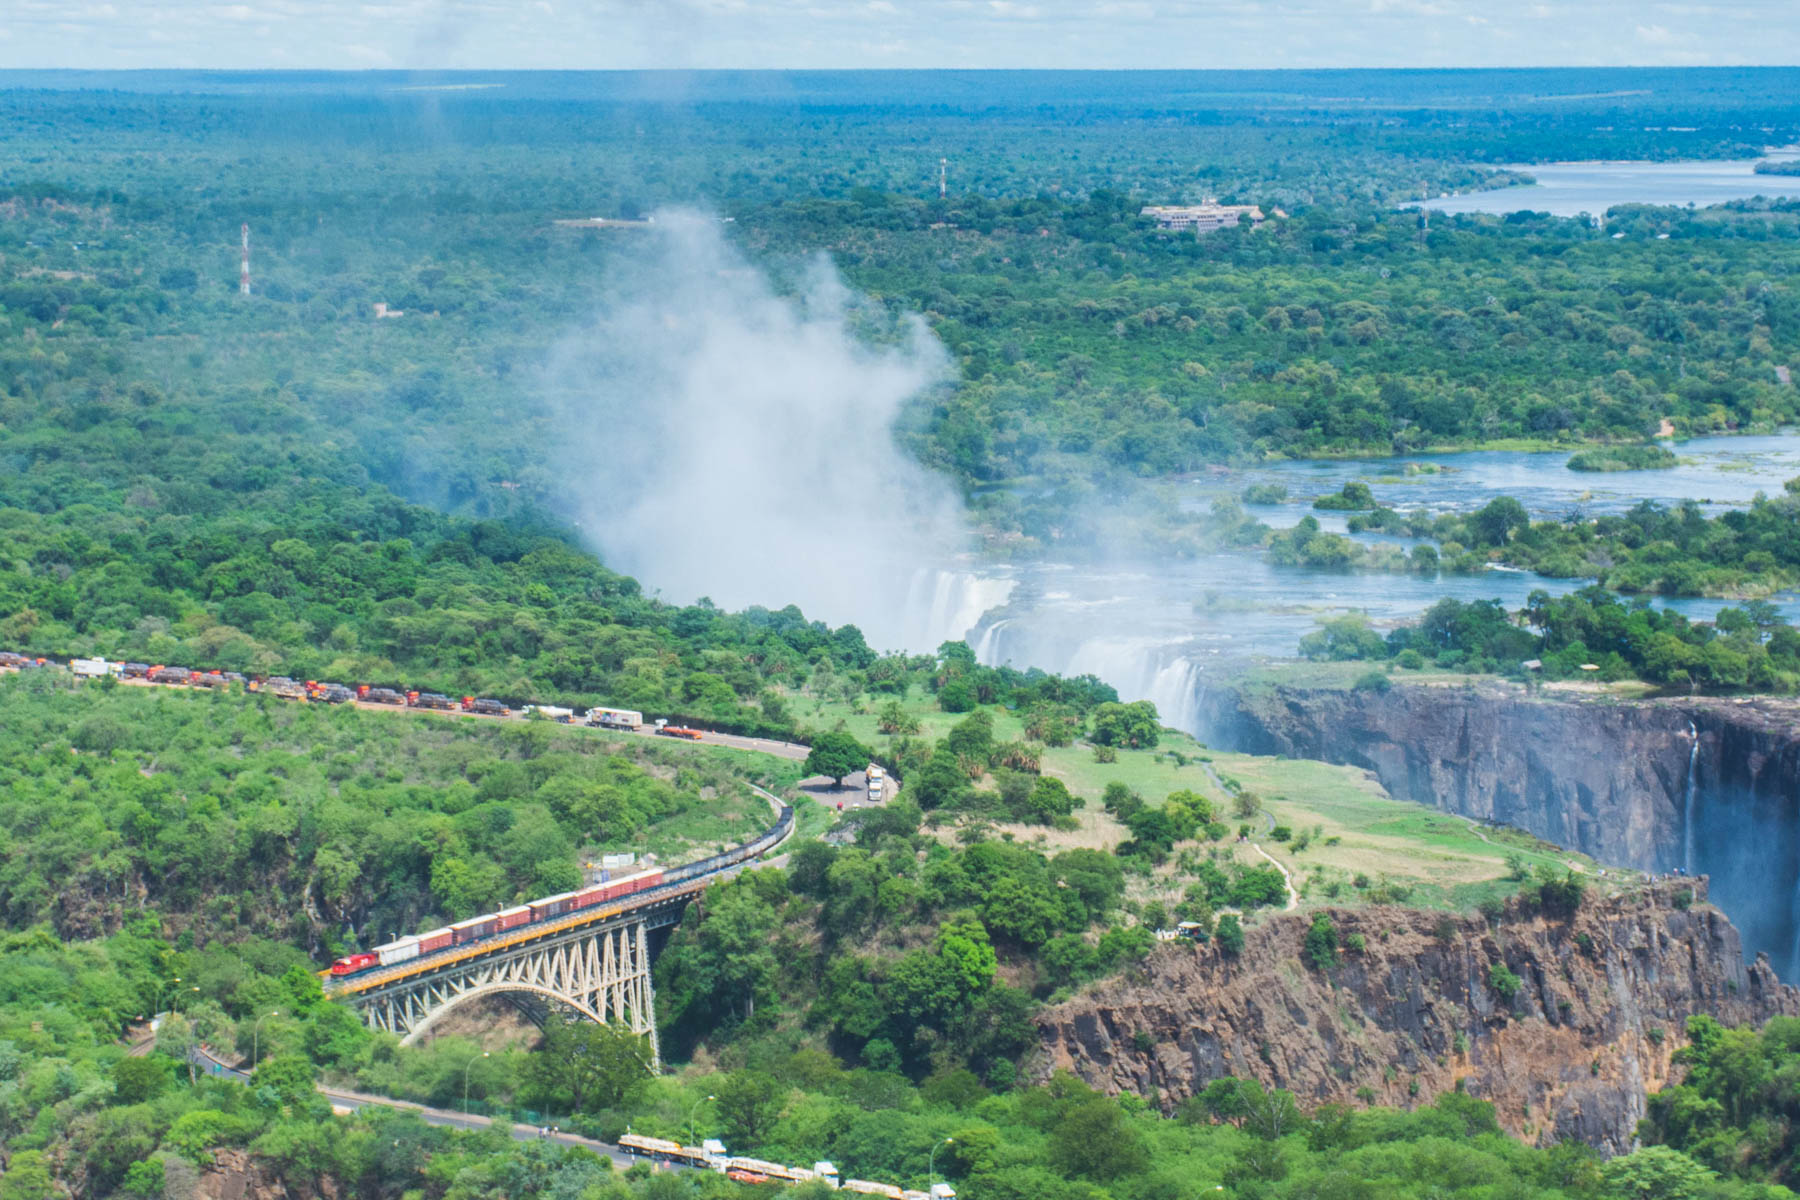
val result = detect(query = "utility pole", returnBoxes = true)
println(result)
[939,158,947,199]
[240,223,251,296]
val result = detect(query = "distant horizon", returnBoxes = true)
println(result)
[5,0,1798,74]
[4,64,1799,74]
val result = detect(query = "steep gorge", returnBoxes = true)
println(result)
[1195,680,1800,976]
[1038,881,1795,1153]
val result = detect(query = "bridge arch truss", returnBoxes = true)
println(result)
[348,909,677,1064]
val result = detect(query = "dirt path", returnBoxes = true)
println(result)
[1251,842,1299,911]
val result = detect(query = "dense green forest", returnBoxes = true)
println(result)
[0,679,785,954]
[4,77,1799,555]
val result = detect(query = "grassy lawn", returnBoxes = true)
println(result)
[1216,748,1604,911]
[792,685,1632,917]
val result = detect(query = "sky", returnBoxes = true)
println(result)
[4,0,1798,71]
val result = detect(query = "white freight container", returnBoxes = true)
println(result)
[71,658,117,678]
[375,937,420,966]
[601,852,636,870]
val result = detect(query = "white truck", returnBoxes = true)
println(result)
[589,707,645,731]
[71,658,118,679]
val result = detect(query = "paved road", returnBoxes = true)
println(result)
[186,1041,666,1172]
[94,672,813,762]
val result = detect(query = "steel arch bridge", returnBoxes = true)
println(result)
[325,788,792,1067]
[335,890,695,1063]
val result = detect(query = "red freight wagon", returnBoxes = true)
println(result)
[529,893,577,922]
[496,905,532,931]
[450,915,498,945]
[608,867,663,900]
[417,927,453,953]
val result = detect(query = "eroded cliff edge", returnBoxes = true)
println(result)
[1195,681,1800,972]
[1037,881,1794,1154]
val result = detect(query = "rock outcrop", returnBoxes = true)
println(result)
[1195,681,1800,975]
[1037,881,1795,1154]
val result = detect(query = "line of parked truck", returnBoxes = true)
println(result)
[617,1134,954,1198]
[2,652,692,735]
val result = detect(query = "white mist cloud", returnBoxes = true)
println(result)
[542,212,986,650]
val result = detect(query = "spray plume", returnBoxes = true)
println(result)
[542,212,990,651]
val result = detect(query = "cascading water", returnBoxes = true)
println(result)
[1791,874,1800,984]
[971,618,1014,665]
[1060,637,1206,738]
[896,568,1014,653]
[1684,721,1699,875]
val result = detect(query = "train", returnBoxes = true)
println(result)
[326,804,793,980]
[614,1135,954,1197]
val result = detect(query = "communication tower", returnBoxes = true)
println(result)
[939,158,947,199]
[240,224,251,296]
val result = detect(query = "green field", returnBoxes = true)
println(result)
[797,685,1620,917]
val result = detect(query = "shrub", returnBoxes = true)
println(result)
[936,678,977,713]
[1396,649,1426,670]
[1215,914,1245,956]
[1489,963,1522,1003]
[1344,932,1366,953]
[1353,669,1392,694]
[1092,744,1118,764]
[1304,913,1340,971]
[1533,867,1585,917]
[1269,824,1292,842]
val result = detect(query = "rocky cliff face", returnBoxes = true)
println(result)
[1196,681,1800,977]
[1037,882,1795,1154]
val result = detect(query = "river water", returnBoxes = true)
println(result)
[1414,156,1800,218]
[959,434,1800,736]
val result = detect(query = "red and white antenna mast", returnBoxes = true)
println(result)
[239,223,251,296]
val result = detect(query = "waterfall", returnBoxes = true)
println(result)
[1061,637,1206,739]
[1684,721,1699,875]
[896,567,1014,653]
[1791,880,1800,984]
[971,618,1014,666]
